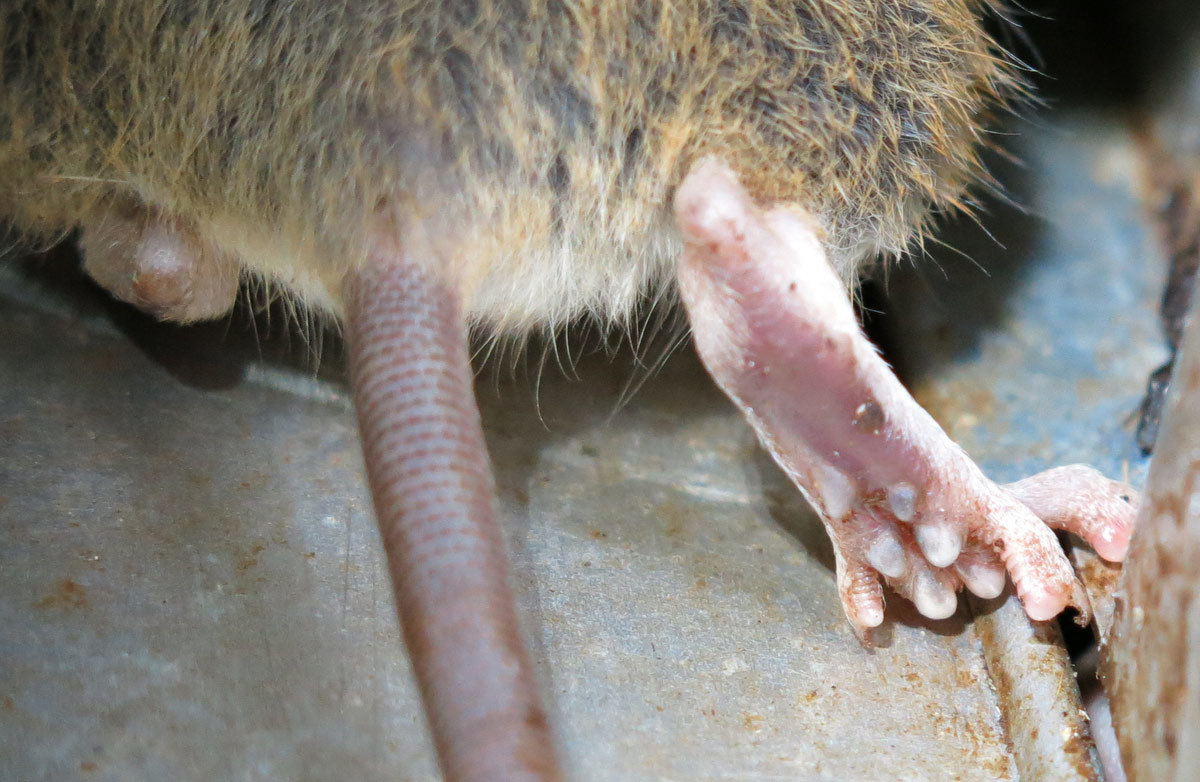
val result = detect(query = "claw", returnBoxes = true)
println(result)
[1069,580,1093,627]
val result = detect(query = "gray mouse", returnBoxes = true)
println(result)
[0,3,1140,780]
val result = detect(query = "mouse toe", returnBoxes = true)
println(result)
[1004,465,1139,562]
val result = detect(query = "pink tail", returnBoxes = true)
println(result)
[347,254,559,782]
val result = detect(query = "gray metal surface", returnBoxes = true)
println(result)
[1106,250,1200,782]
[1102,9,1200,779]
[0,113,1163,780]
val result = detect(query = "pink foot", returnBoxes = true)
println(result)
[674,158,1139,637]
[79,205,239,323]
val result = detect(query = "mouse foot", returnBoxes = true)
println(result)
[78,203,239,323]
[674,157,1139,637]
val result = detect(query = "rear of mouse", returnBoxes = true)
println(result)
[1,3,1140,780]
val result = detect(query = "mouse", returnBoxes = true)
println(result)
[0,3,1141,780]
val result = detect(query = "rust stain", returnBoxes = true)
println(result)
[1078,556,1122,594]
[2,695,13,711]
[741,712,765,732]
[236,543,267,572]
[797,690,819,705]
[79,761,98,773]
[33,579,88,610]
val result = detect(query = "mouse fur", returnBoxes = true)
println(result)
[1,1,1014,334]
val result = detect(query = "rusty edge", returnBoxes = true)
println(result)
[967,593,1103,782]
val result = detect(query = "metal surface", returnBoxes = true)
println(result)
[1101,9,1200,780]
[970,595,1098,782]
[0,267,1018,781]
[1106,273,1200,782]
[0,116,1164,780]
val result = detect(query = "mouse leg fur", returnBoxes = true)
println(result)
[77,205,239,323]
[345,243,560,782]
[674,158,1138,637]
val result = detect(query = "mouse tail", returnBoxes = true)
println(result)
[346,252,560,782]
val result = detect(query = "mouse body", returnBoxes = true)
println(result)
[1,3,1140,780]
[2,1,1000,327]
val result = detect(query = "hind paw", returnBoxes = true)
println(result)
[674,157,1138,636]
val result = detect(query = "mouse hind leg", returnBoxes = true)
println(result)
[77,201,240,323]
[345,242,560,782]
[674,158,1138,638]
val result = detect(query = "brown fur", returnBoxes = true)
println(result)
[1,1,1012,332]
